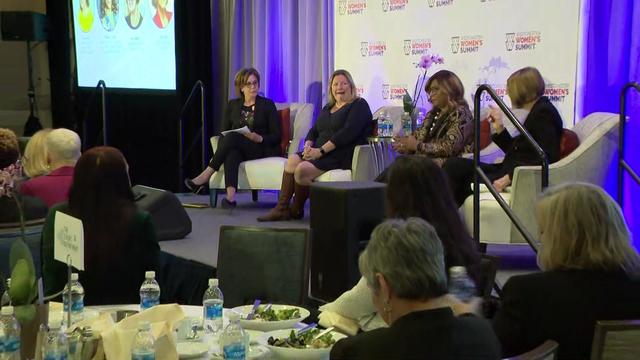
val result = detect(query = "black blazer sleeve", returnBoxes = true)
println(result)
[492,276,530,357]
[220,100,235,133]
[258,97,281,146]
[330,98,373,147]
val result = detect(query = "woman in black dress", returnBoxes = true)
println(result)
[185,68,281,208]
[258,69,372,221]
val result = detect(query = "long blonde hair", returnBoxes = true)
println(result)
[23,128,52,177]
[536,183,640,275]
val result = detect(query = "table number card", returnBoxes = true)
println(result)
[54,212,85,270]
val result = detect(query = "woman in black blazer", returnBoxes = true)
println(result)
[443,67,563,206]
[185,68,281,208]
[492,183,640,359]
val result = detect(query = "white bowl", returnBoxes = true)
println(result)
[210,344,270,360]
[231,304,310,332]
[258,328,347,360]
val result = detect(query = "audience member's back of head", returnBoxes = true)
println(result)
[537,182,640,276]
[46,128,81,168]
[0,128,20,171]
[386,155,480,280]
[23,128,52,177]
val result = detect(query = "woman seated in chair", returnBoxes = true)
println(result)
[330,218,501,359]
[443,66,563,206]
[492,183,640,359]
[42,146,160,305]
[22,128,52,178]
[376,70,473,182]
[185,67,281,208]
[257,69,372,221]
[319,156,481,332]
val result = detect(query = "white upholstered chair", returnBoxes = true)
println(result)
[462,112,620,244]
[208,102,377,207]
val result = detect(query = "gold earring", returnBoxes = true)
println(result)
[383,299,392,313]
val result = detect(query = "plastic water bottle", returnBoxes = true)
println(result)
[63,273,84,324]
[448,266,476,302]
[220,313,246,360]
[203,278,224,334]
[131,321,155,360]
[43,321,68,360]
[376,111,387,137]
[416,111,426,128]
[1,278,10,307]
[0,306,21,360]
[401,112,412,136]
[139,271,160,311]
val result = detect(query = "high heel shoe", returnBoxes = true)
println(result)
[184,178,204,194]
[220,197,237,209]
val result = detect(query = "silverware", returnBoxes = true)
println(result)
[312,326,335,341]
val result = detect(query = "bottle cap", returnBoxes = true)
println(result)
[71,273,79,281]
[1,306,14,315]
[138,321,151,330]
[449,266,467,275]
[209,278,218,287]
[145,271,156,279]
[6,278,10,286]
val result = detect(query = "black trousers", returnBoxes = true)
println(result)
[442,157,502,207]
[209,132,265,188]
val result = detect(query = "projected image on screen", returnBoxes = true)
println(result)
[71,0,176,90]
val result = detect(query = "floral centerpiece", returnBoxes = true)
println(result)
[403,52,445,116]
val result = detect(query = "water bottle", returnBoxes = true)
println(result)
[376,111,386,137]
[63,273,84,324]
[448,266,476,302]
[1,278,10,307]
[220,313,246,360]
[401,112,412,136]
[139,271,160,311]
[203,278,224,334]
[416,111,425,128]
[131,321,155,360]
[0,306,21,360]
[43,320,68,360]
[386,113,395,137]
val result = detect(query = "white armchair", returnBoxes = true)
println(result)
[208,102,377,207]
[462,112,620,244]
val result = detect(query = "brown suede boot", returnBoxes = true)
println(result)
[290,183,310,220]
[257,172,295,221]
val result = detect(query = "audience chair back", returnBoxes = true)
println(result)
[590,320,640,360]
[504,340,559,360]
[216,226,310,308]
[0,223,44,280]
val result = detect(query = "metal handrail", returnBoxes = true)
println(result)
[178,80,206,190]
[618,82,640,209]
[80,80,108,149]
[473,85,549,253]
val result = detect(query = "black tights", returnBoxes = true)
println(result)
[209,132,265,188]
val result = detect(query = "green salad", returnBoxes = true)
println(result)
[250,306,301,321]
[267,329,336,349]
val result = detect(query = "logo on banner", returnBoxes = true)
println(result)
[382,84,390,99]
[403,38,432,55]
[382,84,408,100]
[545,84,570,102]
[476,83,507,103]
[506,31,542,51]
[429,0,454,7]
[339,0,367,15]
[356,86,365,97]
[361,41,387,57]
[382,0,409,11]
[451,35,484,54]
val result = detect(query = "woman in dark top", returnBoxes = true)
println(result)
[258,69,372,221]
[443,66,563,206]
[376,70,473,182]
[42,146,159,305]
[330,218,500,360]
[493,183,640,359]
[186,68,281,208]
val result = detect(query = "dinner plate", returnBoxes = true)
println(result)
[258,328,347,360]
[176,342,209,359]
[210,344,270,360]
[231,304,310,332]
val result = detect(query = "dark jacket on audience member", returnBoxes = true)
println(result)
[491,96,563,179]
[492,269,640,359]
[331,307,501,360]
[221,95,281,156]
[42,203,160,305]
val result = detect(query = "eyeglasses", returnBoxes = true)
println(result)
[244,81,259,88]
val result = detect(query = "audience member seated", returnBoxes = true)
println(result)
[330,218,501,360]
[258,69,372,221]
[22,128,52,178]
[492,183,640,359]
[319,156,481,332]
[376,70,473,182]
[0,128,47,225]
[443,66,563,206]
[42,146,160,305]
[20,128,81,208]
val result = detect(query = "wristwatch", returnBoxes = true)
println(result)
[320,148,326,155]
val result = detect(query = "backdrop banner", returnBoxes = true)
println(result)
[334,0,582,126]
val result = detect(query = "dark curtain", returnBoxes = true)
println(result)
[46,0,74,130]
